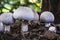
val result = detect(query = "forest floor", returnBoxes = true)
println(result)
[0,22,60,40]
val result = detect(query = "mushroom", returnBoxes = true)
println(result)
[0,22,4,32]
[0,12,14,33]
[13,7,39,38]
[40,11,54,27]
[49,26,56,33]
[32,10,39,24]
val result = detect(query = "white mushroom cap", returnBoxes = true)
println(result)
[13,7,39,21]
[34,11,39,21]
[49,26,56,33]
[40,11,54,22]
[0,12,14,24]
[0,22,4,32]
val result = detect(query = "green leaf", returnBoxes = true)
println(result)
[2,8,9,12]
[29,0,37,3]
[9,0,19,4]
[4,4,12,10]
[20,0,27,5]
[28,4,41,12]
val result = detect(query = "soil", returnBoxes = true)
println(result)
[0,22,60,40]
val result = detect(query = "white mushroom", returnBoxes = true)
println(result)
[13,7,39,32]
[33,11,39,24]
[40,11,54,27]
[0,12,14,32]
[49,26,56,33]
[33,10,39,21]
[13,7,39,38]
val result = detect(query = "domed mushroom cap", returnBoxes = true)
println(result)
[34,11,39,21]
[0,12,14,24]
[40,11,54,22]
[13,7,39,21]
[0,22,4,32]
[49,26,56,33]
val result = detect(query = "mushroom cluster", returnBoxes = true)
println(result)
[0,7,58,40]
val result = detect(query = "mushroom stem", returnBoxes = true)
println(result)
[45,23,51,27]
[21,23,28,32]
[21,23,29,38]
[4,25,10,33]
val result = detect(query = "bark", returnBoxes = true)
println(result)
[42,0,51,11]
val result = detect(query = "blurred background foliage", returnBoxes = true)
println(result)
[0,0,42,14]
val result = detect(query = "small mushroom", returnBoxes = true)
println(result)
[0,12,14,33]
[49,26,56,33]
[40,11,54,27]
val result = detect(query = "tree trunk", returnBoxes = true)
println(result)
[42,0,51,11]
